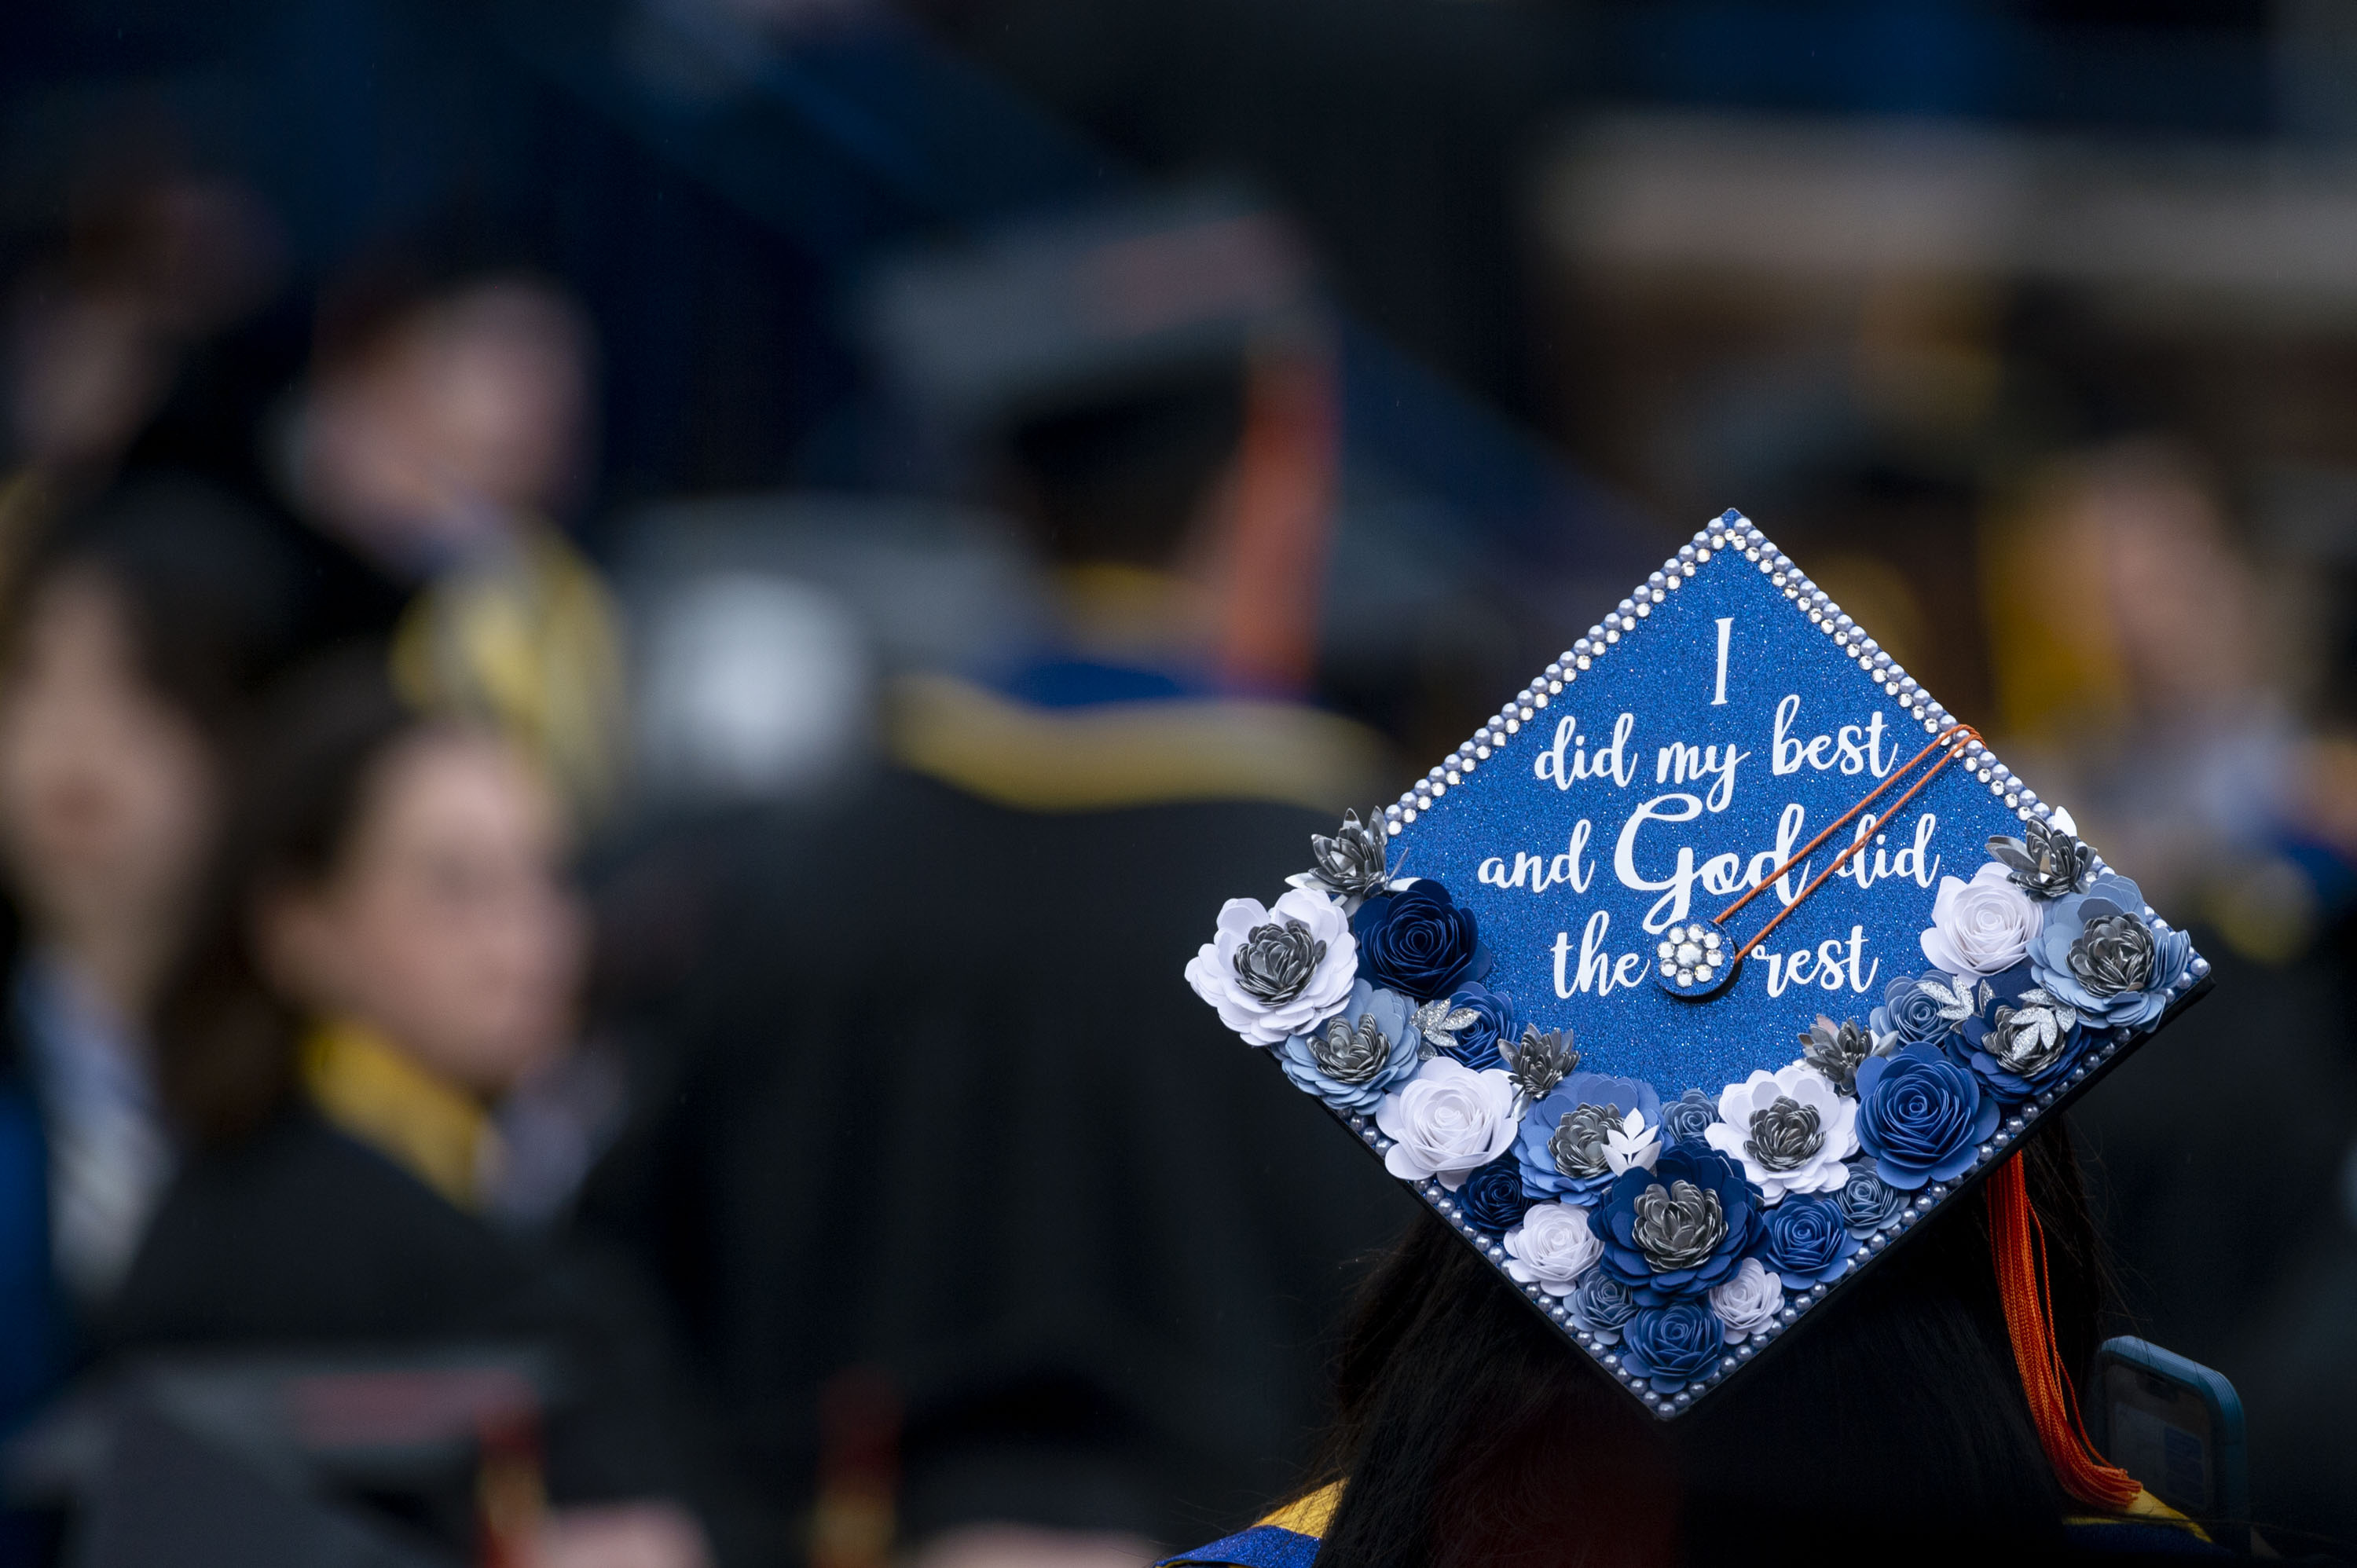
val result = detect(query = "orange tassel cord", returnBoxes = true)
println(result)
[1985,1153,2143,1512]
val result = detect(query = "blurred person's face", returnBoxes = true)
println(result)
[264,731,585,1097]
[0,573,217,974]
[299,282,590,567]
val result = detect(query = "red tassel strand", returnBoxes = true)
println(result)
[1985,1153,2143,1513]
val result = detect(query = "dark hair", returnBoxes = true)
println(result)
[152,657,426,1145]
[1306,1123,2106,1567]
[995,365,1247,567]
[5,474,295,746]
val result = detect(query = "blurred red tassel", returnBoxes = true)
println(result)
[1985,1153,2143,1513]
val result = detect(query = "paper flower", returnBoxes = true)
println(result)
[1703,1064,1858,1203]
[1286,808,1392,907]
[2027,871,2192,1031]
[1275,980,1421,1112]
[1516,1072,1662,1202]
[1594,1143,1761,1305]
[1833,1161,1908,1237]
[1797,1015,1882,1096]
[1987,819,2095,899]
[1503,1200,1604,1298]
[1186,888,1357,1046]
[1501,1024,1579,1112]
[1435,982,1521,1069]
[1570,1271,1639,1344]
[1351,880,1492,1002]
[1659,1087,1719,1146]
[1757,1192,1860,1286]
[1853,1042,2000,1190]
[1707,1257,1784,1344]
[1455,1153,1527,1236]
[1375,1057,1519,1190]
[1870,970,1969,1050]
[1952,963,2089,1105]
[1620,1301,1726,1394]
[1921,862,2044,978]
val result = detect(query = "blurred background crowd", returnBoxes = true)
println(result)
[0,0,2353,1563]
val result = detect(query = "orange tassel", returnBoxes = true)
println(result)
[1985,1154,2143,1512]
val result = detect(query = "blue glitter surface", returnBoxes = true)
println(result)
[1395,537,2025,1101]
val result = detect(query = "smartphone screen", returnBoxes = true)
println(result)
[2099,1360,2216,1515]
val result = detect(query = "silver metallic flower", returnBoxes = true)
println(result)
[1308,1013,1390,1085]
[1798,1016,1881,1095]
[1989,819,2097,899]
[1745,1096,1825,1173]
[1502,1024,1579,1109]
[1632,1178,1726,1272]
[1232,918,1327,1006]
[1549,1102,1623,1179]
[1985,987,2079,1079]
[1410,998,1481,1061]
[2067,914,2157,999]
[1296,808,1391,903]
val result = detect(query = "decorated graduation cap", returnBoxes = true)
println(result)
[1186,510,2209,1464]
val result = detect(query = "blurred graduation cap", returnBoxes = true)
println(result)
[1187,511,2209,1451]
[860,187,1314,431]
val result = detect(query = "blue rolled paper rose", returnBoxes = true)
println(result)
[1515,1072,1663,1202]
[1619,1300,1726,1394]
[1594,1142,1760,1305]
[1833,1162,1908,1238]
[1351,879,1493,1002]
[1757,1192,1860,1287]
[1439,981,1520,1068]
[1570,1270,1639,1344]
[1870,970,1962,1050]
[1853,1041,2000,1190]
[1275,980,1420,1113]
[1951,962,2091,1105]
[1456,1153,1527,1236]
[1659,1087,1717,1145]
[2027,871,2192,1031]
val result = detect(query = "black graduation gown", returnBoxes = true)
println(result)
[580,764,1417,1555]
[104,1108,768,1562]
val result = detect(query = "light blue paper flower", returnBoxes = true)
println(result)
[1275,980,1420,1113]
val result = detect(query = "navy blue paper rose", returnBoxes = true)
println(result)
[1456,1153,1527,1236]
[1952,962,2091,1105]
[1659,1088,1717,1145]
[1619,1301,1726,1394]
[1853,1041,2000,1190]
[1439,982,1520,1069]
[1758,1192,1860,1287]
[1570,1271,1639,1344]
[1834,1162,1908,1238]
[1351,880,1492,1002]
[1595,1143,1760,1305]
[2027,871,2191,1031]
[1515,1072,1663,1202]
[1870,971,1962,1050]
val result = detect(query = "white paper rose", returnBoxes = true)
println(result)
[1704,1064,1858,1203]
[1375,1057,1519,1190]
[1919,861,2044,978]
[1503,1200,1602,1298]
[1185,888,1358,1046]
[1708,1256,1784,1343]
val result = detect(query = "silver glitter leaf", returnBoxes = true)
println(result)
[1914,973,1978,1028]
[1409,1000,1483,1061]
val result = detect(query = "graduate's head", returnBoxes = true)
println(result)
[294,241,592,570]
[989,346,1336,695]
[1307,1119,2104,1567]
[0,478,285,992]
[161,661,584,1140]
